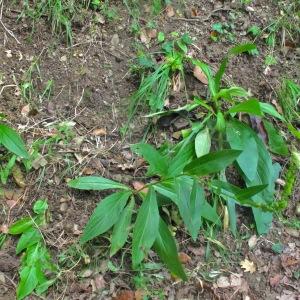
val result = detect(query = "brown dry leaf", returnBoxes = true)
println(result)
[165,4,175,17]
[92,275,105,291]
[172,74,182,92]
[134,290,145,300]
[82,167,95,175]
[223,205,229,231]
[140,29,150,45]
[269,274,282,287]
[178,252,191,264]
[113,290,135,300]
[193,66,208,84]
[271,99,283,114]
[132,181,148,194]
[92,128,107,136]
[0,224,9,234]
[191,7,200,17]
[281,255,299,268]
[31,154,48,170]
[216,276,231,288]
[248,235,258,249]
[12,165,26,188]
[240,259,256,273]
[6,200,17,208]
[147,29,157,39]
[21,104,30,117]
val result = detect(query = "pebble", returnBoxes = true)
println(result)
[60,202,68,212]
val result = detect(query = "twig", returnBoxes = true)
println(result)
[0,0,21,44]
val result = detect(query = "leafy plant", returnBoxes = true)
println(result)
[68,129,278,279]
[147,43,287,235]
[8,199,58,300]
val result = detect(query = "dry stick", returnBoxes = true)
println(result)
[0,0,21,44]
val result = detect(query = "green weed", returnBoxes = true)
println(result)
[8,199,58,300]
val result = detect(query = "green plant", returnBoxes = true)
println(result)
[123,33,192,134]
[8,199,58,300]
[147,43,287,235]
[68,125,280,280]
[211,22,236,43]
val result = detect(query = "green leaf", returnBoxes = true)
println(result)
[177,40,188,53]
[33,199,48,215]
[192,59,216,97]
[35,278,56,295]
[228,98,263,116]
[226,119,280,234]
[131,143,169,177]
[110,198,134,256]
[228,43,257,56]
[17,266,39,300]
[259,102,285,122]
[265,54,277,66]
[80,191,131,244]
[153,218,187,281]
[212,23,223,33]
[263,120,289,156]
[9,217,34,235]
[214,87,249,101]
[132,187,159,268]
[68,176,129,191]
[216,111,226,132]
[16,228,42,254]
[184,149,241,176]
[215,57,228,92]
[0,154,16,184]
[195,127,211,157]
[0,124,29,159]
[247,26,261,36]
[226,122,258,181]
[175,179,204,240]
[157,31,165,42]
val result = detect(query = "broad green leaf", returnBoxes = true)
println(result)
[33,199,48,215]
[0,154,16,184]
[226,122,258,181]
[259,102,285,122]
[0,124,29,159]
[110,198,134,256]
[228,98,263,116]
[184,149,241,176]
[226,119,280,234]
[263,120,289,156]
[9,217,34,235]
[36,278,56,295]
[195,127,211,158]
[157,31,165,43]
[80,191,131,244]
[132,187,159,268]
[16,228,42,254]
[192,59,216,97]
[228,43,257,56]
[175,179,204,240]
[153,218,187,281]
[131,143,169,177]
[17,266,38,300]
[167,138,195,177]
[215,57,229,92]
[214,87,249,101]
[68,176,129,191]
[216,111,226,132]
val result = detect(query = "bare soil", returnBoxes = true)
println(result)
[0,1,299,299]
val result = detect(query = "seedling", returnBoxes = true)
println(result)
[8,199,58,300]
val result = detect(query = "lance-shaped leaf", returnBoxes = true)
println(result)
[132,187,159,268]
[175,178,204,240]
[153,218,187,281]
[131,143,169,177]
[184,150,241,176]
[68,176,129,191]
[110,198,135,256]
[226,119,281,234]
[17,266,39,300]
[0,124,29,159]
[228,98,263,116]
[81,191,131,244]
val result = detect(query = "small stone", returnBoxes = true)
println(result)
[60,202,68,212]
[285,228,299,238]
[111,34,119,47]
[172,118,189,130]
[60,55,67,62]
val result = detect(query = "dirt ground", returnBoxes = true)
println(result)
[0,0,299,299]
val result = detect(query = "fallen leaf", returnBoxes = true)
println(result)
[179,252,191,264]
[147,29,157,39]
[12,165,26,188]
[134,290,145,300]
[92,128,107,136]
[80,269,93,278]
[6,200,17,209]
[140,29,150,45]
[0,224,8,234]
[21,104,30,117]
[216,276,231,288]
[240,259,256,273]
[113,290,135,300]
[132,181,148,194]
[165,5,175,17]
[191,7,200,17]
[269,274,281,287]
[248,235,258,249]
[31,154,48,170]
[193,66,208,84]
[92,275,105,291]
[230,274,243,287]
[82,167,95,175]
